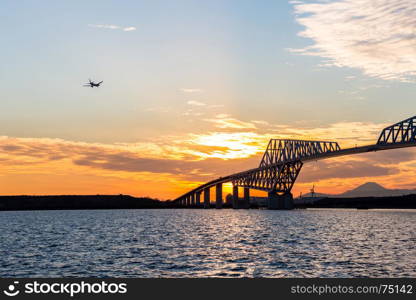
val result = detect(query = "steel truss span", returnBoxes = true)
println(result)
[174,115,416,206]
[260,139,340,167]
[233,161,303,193]
[377,116,416,145]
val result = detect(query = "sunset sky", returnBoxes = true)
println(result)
[1,0,416,199]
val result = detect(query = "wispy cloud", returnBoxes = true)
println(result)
[182,109,204,117]
[251,120,269,126]
[180,88,203,93]
[187,100,206,106]
[208,104,224,109]
[291,0,416,82]
[88,24,136,32]
[123,26,136,32]
[183,132,267,159]
[204,114,258,130]
[298,159,397,183]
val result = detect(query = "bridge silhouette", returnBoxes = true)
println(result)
[174,115,416,209]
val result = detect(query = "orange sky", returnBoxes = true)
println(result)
[1,116,415,200]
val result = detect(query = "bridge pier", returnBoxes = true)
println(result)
[191,193,196,207]
[267,192,294,210]
[196,192,201,208]
[232,186,239,209]
[243,187,250,209]
[204,188,210,208]
[216,183,223,209]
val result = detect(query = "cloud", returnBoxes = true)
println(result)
[187,100,206,106]
[123,26,136,32]
[180,88,203,93]
[357,148,416,165]
[1,116,415,197]
[277,121,386,145]
[208,104,225,108]
[204,114,258,130]
[73,152,265,181]
[88,24,120,30]
[0,136,263,182]
[2,132,413,188]
[88,24,136,32]
[182,109,204,117]
[183,132,268,159]
[298,159,398,183]
[74,154,191,175]
[251,120,269,126]
[291,0,416,82]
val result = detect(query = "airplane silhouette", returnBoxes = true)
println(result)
[83,79,103,88]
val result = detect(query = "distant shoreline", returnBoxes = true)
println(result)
[295,194,416,209]
[0,194,415,211]
[0,195,175,211]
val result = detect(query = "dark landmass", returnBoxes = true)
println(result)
[1,193,416,211]
[0,195,178,211]
[295,194,416,209]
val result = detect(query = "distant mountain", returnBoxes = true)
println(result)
[299,182,416,199]
[337,182,416,198]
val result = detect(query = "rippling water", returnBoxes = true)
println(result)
[0,209,415,277]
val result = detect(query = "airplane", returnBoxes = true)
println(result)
[83,79,103,88]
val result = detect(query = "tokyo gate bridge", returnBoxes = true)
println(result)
[173,115,416,209]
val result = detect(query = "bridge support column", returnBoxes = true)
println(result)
[204,188,210,209]
[267,192,293,210]
[196,192,201,208]
[215,183,223,209]
[243,187,250,209]
[186,195,190,207]
[232,185,239,209]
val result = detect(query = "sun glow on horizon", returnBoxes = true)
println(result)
[186,132,267,160]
